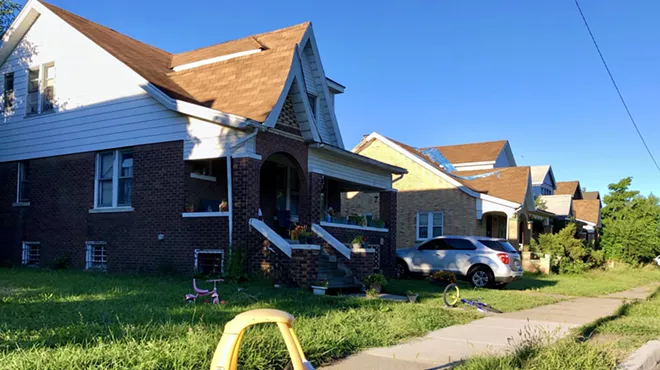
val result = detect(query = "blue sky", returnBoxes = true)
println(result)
[38,0,660,197]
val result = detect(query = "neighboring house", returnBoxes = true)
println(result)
[530,165,556,197]
[572,199,601,243]
[0,1,407,285]
[583,191,602,208]
[418,140,516,171]
[537,194,573,220]
[555,181,583,200]
[343,133,535,250]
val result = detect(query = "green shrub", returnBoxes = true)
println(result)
[364,273,387,288]
[533,224,604,274]
[224,247,248,283]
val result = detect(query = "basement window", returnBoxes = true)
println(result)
[194,249,224,275]
[85,241,107,271]
[21,241,40,266]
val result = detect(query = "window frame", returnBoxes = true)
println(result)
[25,62,55,116]
[3,71,14,112]
[85,241,107,271]
[194,249,224,275]
[93,149,134,210]
[416,211,444,241]
[307,92,318,121]
[21,241,40,266]
[16,161,29,204]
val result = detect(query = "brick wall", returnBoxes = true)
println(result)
[0,141,230,274]
[342,139,483,249]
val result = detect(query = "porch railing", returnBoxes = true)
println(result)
[248,218,292,258]
[311,223,351,260]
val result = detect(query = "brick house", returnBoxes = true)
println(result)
[342,133,536,250]
[0,1,407,286]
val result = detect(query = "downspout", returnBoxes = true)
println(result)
[226,127,260,252]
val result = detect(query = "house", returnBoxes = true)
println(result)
[530,165,556,197]
[572,199,601,243]
[0,1,407,286]
[420,139,516,171]
[343,133,535,250]
[555,181,583,200]
[583,191,602,207]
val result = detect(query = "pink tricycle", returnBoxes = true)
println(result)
[185,278,224,305]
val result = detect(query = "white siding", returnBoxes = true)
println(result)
[302,43,337,146]
[0,9,246,162]
[308,148,392,190]
[300,48,317,95]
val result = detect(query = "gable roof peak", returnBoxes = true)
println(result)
[420,139,509,164]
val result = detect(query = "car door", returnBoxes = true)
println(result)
[442,238,477,276]
[414,239,447,273]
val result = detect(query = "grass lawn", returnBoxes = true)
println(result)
[1,266,656,369]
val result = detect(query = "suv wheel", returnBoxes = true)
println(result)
[395,261,409,279]
[468,266,494,288]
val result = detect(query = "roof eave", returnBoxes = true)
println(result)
[311,142,407,174]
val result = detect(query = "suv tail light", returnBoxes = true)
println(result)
[497,253,509,265]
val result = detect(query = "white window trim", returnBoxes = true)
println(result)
[416,211,444,241]
[85,241,107,271]
[190,172,216,182]
[93,149,132,210]
[15,161,29,205]
[182,212,229,218]
[25,62,55,117]
[194,249,224,274]
[21,241,40,266]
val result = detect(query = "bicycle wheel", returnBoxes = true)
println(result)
[443,283,460,307]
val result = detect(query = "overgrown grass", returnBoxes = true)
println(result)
[456,285,660,369]
[0,268,484,370]
[508,265,660,296]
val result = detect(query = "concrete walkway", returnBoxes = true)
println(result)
[322,284,657,370]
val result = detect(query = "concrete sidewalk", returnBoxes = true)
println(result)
[322,284,657,370]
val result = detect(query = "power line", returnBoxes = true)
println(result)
[574,0,660,173]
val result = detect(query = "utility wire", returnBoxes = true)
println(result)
[574,0,660,173]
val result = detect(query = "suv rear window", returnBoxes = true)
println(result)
[479,240,517,253]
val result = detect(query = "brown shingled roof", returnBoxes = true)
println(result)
[555,181,581,198]
[454,167,531,204]
[573,199,601,225]
[421,140,507,164]
[583,191,600,200]
[41,1,308,122]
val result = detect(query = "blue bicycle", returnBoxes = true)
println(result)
[443,283,502,314]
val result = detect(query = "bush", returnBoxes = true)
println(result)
[532,223,604,274]
[427,270,457,284]
[224,247,248,283]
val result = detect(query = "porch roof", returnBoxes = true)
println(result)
[309,143,407,175]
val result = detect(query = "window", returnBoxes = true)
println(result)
[26,63,55,116]
[194,249,224,275]
[21,241,40,266]
[16,161,29,203]
[95,149,133,208]
[416,211,443,240]
[307,93,317,120]
[444,238,477,250]
[418,239,449,251]
[479,240,517,253]
[85,241,107,271]
[4,72,14,112]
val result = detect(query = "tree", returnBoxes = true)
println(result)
[601,177,660,264]
[0,0,21,37]
[534,196,548,211]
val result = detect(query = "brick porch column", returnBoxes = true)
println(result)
[309,172,324,224]
[231,157,261,262]
[379,190,397,277]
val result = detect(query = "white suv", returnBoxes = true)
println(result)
[395,236,523,288]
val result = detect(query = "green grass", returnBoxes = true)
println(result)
[1,266,656,369]
[0,268,483,370]
[507,265,660,297]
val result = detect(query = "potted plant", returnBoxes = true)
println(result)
[185,203,195,212]
[311,280,328,295]
[427,270,457,287]
[371,218,385,228]
[364,273,387,294]
[351,235,366,249]
[290,225,305,242]
[406,290,419,303]
[219,200,228,212]
[325,207,334,222]
[298,230,314,244]
[331,213,347,224]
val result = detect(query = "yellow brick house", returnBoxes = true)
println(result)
[342,133,536,250]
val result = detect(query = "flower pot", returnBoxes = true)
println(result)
[407,294,419,303]
[352,243,362,249]
[311,286,327,295]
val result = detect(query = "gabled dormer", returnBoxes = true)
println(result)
[419,140,516,171]
[530,165,556,197]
